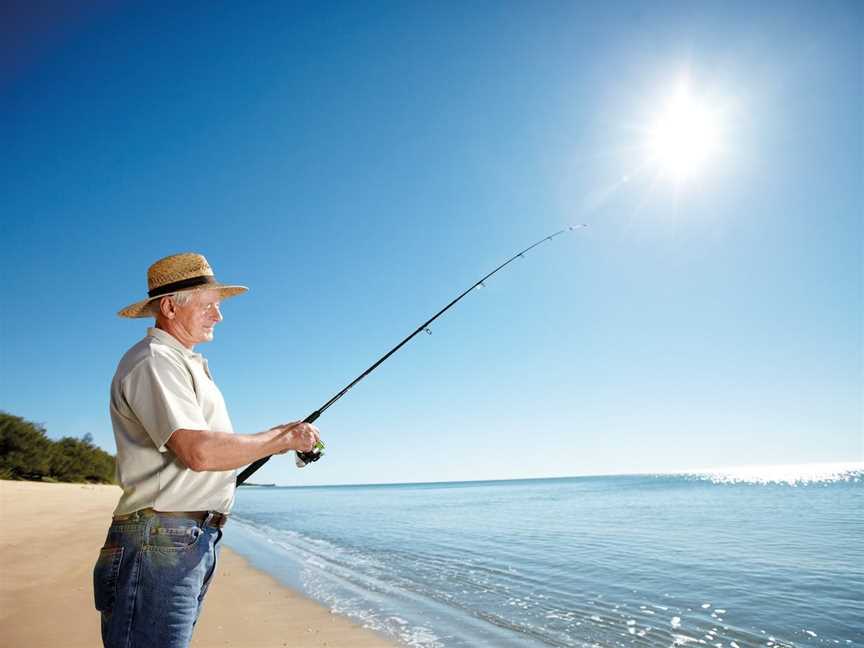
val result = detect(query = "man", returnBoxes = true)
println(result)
[93,252,320,648]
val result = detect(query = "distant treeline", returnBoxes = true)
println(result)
[0,412,115,483]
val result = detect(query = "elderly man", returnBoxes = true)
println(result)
[93,252,319,648]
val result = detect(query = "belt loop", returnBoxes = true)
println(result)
[142,510,156,544]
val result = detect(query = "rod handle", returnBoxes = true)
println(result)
[235,456,269,486]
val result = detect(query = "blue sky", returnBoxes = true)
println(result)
[1,1,861,485]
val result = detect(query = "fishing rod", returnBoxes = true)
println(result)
[236,224,588,486]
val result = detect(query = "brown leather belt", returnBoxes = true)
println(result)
[113,508,229,528]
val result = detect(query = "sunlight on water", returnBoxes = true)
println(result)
[674,462,863,485]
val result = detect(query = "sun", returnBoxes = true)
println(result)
[646,82,723,182]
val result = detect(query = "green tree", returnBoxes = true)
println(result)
[0,412,53,480]
[50,433,115,483]
[0,412,115,483]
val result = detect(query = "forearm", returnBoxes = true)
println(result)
[169,427,287,472]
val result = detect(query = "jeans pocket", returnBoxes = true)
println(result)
[93,546,124,614]
[146,524,203,552]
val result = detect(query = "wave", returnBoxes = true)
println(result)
[227,516,827,648]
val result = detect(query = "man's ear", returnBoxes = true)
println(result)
[159,297,175,319]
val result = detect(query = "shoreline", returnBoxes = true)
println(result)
[0,480,397,647]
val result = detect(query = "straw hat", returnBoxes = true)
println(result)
[118,253,248,318]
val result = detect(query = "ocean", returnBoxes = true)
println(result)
[224,464,863,648]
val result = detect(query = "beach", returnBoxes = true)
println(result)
[0,480,396,648]
[2,472,861,648]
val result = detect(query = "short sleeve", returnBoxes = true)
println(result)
[122,352,209,451]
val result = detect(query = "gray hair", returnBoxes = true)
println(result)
[147,290,196,317]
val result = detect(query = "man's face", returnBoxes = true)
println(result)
[170,289,223,346]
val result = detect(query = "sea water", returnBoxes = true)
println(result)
[225,464,863,647]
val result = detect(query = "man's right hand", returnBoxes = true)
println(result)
[272,421,320,454]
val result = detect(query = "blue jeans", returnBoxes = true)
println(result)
[93,510,224,648]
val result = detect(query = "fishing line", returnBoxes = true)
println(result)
[236,224,588,486]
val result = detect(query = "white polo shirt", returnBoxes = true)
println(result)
[110,327,236,515]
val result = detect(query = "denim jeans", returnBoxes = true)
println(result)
[92,509,224,648]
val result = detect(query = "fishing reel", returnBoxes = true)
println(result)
[295,440,326,468]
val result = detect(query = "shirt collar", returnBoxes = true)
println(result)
[147,327,202,360]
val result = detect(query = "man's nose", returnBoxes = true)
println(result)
[211,305,223,322]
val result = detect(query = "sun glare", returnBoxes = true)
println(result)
[647,82,722,182]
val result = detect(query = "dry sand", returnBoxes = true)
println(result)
[0,480,397,647]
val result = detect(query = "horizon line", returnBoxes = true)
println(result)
[240,460,864,490]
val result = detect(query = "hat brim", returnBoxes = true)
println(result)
[118,285,248,319]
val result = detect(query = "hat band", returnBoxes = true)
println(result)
[148,275,217,298]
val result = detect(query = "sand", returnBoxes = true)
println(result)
[0,480,397,647]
